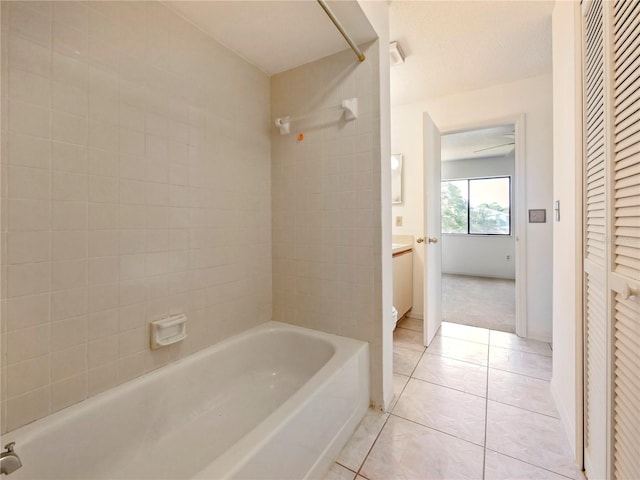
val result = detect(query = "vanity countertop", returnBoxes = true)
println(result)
[392,243,413,255]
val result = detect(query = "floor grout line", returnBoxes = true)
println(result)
[334,461,357,475]
[406,375,487,400]
[387,411,486,448]
[353,411,392,479]
[487,365,551,382]
[482,332,490,480]
[486,397,561,419]
[489,343,553,358]
[484,447,583,480]
[414,348,488,367]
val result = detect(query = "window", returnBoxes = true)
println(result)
[441,176,511,235]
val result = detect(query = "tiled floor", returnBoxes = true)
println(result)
[324,321,584,480]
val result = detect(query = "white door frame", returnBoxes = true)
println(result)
[434,114,528,337]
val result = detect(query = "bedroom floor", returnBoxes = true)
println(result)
[442,274,516,333]
[323,321,583,480]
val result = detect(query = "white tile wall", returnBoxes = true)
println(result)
[270,43,384,406]
[1,1,272,433]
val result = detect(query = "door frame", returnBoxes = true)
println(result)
[432,114,528,337]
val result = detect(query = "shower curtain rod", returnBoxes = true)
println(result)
[317,0,366,63]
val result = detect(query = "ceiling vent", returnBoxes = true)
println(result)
[389,41,406,66]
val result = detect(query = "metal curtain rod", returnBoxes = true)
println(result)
[317,0,366,63]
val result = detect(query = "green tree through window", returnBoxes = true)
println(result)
[441,180,468,234]
[441,176,511,235]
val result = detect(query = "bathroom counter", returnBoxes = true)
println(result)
[392,243,413,255]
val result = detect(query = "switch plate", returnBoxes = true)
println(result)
[528,209,546,223]
[395,216,403,227]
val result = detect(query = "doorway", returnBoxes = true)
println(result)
[440,124,517,333]
[421,116,528,340]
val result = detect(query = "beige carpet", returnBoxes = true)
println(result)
[442,273,516,333]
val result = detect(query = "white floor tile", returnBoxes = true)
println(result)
[396,317,422,332]
[413,352,487,397]
[393,327,425,352]
[490,330,552,357]
[488,368,558,417]
[489,346,552,380]
[337,324,580,480]
[486,401,582,478]
[439,321,490,344]
[393,345,423,376]
[360,415,485,480]
[426,335,489,366]
[392,378,486,445]
[484,450,573,480]
[390,373,409,411]
[336,408,389,472]
[323,463,356,480]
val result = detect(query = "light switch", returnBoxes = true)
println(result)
[395,216,403,227]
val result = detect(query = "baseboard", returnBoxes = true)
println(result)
[550,378,579,464]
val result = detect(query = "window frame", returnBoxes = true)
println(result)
[441,175,512,236]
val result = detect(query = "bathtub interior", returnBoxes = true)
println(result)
[9,326,343,480]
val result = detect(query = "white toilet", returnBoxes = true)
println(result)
[392,306,398,330]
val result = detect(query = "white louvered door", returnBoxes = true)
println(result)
[609,0,640,478]
[582,0,610,477]
[582,0,640,478]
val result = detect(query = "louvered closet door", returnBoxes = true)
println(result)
[583,0,609,477]
[610,0,640,478]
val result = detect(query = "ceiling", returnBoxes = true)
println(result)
[165,1,553,106]
[164,1,377,76]
[442,124,515,162]
[390,1,554,106]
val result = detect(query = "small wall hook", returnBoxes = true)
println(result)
[275,117,290,135]
[341,98,358,121]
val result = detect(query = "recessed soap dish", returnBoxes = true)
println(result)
[150,314,187,349]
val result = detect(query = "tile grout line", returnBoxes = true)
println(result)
[490,343,553,359]
[488,365,551,382]
[387,411,486,448]
[408,375,487,399]
[333,461,357,476]
[482,330,491,480]
[353,411,392,480]
[406,361,559,418]
[484,447,580,480]
[417,349,487,367]
[487,397,560,420]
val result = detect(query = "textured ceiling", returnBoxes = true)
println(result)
[165,1,377,76]
[390,1,554,106]
[442,124,515,161]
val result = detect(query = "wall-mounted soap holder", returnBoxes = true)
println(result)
[150,314,187,349]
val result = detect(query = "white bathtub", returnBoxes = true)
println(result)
[5,322,369,479]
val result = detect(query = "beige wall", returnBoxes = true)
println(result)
[271,42,384,407]
[0,1,272,433]
[391,74,554,341]
[550,0,583,463]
